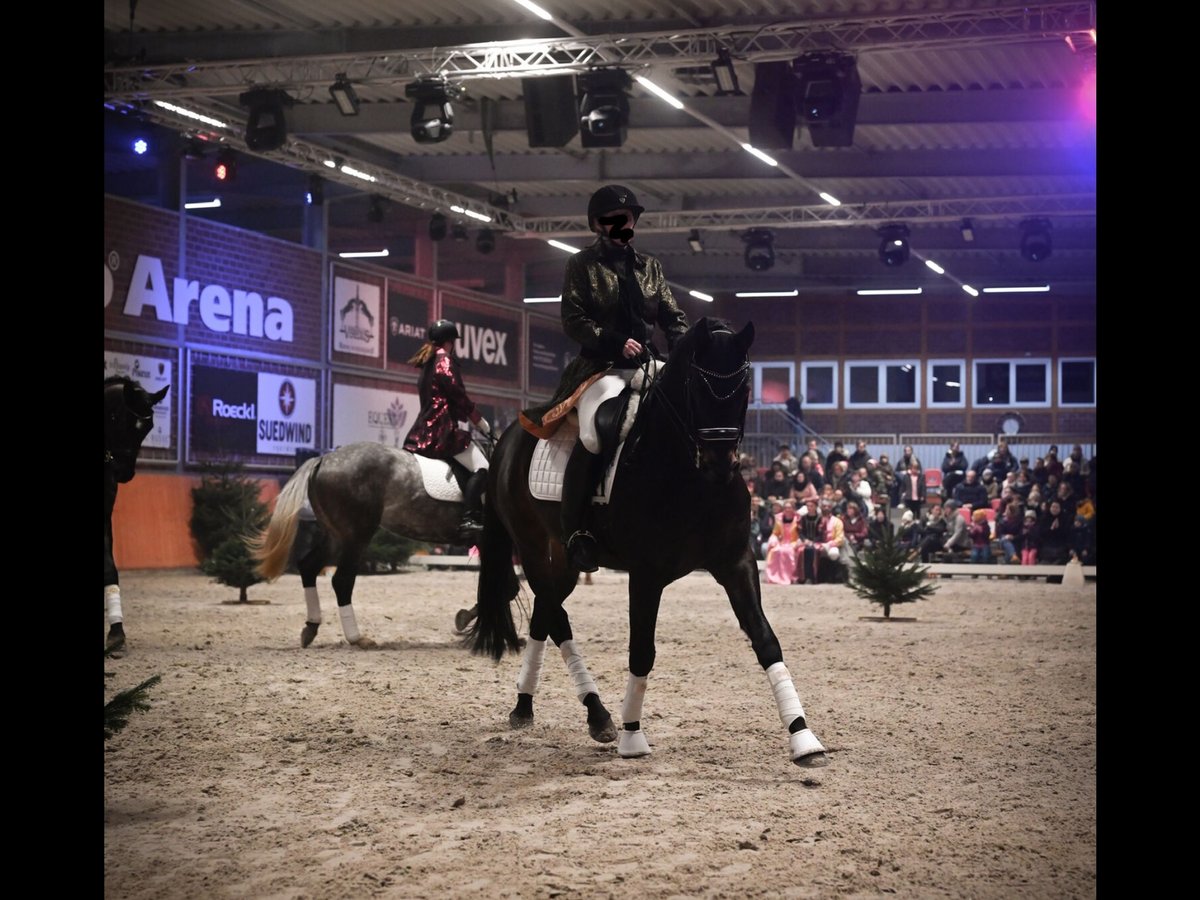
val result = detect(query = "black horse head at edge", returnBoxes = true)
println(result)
[637,317,754,483]
[105,375,170,483]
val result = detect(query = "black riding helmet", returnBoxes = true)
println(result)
[428,319,459,344]
[587,184,645,227]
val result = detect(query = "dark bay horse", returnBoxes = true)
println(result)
[466,317,828,767]
[105,375,170,652]
[248,441,490,648]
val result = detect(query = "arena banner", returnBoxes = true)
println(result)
[438,296,520,386]
[386,287,431,369]
[255,373,317,456]
[528,319,577,394]
[332,275,381,357]
[331,382,422,450]
[103,350,173,449]
[190,365,258,456]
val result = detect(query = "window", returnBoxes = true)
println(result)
[1059,358,1096,406]
[973,359,1051,407]
[800,362,837,409]
[750,362,793,406]
[843,360,920,409]
[927,359,965,408]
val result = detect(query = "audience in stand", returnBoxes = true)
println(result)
[866,505,893,550]
[995,501,1025,564]
[895,509,919,554]
[763,500,802,585]
[824,441,849,475]
[968,508,993,564]
[798,452,824,493]
[875,454,897,507]
[796,498,845,584]
[1070,513,1096,565]
[841,501,869,560]
[980,468,1000,502]
[762,463,792,502]
[942,441,969,497]
[952,469,989,510]
[848,440,871,473]
[899,462,926,519]
[942,499,972,557]
[1038,498,1073,564]
[772,442,800,476]
[1020,508,1041,565]
[789,466,820,506]
[914,503,949,563]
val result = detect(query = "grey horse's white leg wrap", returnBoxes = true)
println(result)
[338,605,361,644]
[620,673,648,725]
[766,662,805,728]
[517,638,547,695]
[559,639,598,700]
[105,584,123,626]
[304,586,321,624]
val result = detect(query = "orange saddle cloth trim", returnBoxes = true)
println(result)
[519,371,607,439]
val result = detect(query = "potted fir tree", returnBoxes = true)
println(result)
[847,528,939,621]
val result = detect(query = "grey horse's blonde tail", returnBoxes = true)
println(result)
[246,457,321,581]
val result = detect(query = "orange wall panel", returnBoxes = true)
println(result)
[110,473,282,571]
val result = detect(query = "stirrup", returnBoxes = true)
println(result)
[566,530,599,573]
[458,511,484,541]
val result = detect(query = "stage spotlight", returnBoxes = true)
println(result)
[792,51,861,147]
[240,89,292,152]
[182,136,207,160]
[367,195,386,223]
[688,229,704,253]
[476,229,496,254]
[742,229,775,271]
[429,213,448,241]
[877,224,910,267]
[406,76,461,144]
[132,138,149,156]
[1019,218,1053,262]
[452,222,469,242]
[214,148,236,183]
[960,218,975,242]
[711,48,740,95]
[578,68,631,148]
[306,174,324,206]
[329,74,360,116]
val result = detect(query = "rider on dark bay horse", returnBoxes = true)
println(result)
[518,185,690,573]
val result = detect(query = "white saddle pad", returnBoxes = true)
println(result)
[528,418,625,505]
[412,452,465,503]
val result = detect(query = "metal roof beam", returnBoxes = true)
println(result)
[104,3,1097,100]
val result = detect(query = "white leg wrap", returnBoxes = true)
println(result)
[559,639,598,701]
[766,662,805,730]
[304,586,321,624]
[620,673,648,725]
[105,584,123,625]
[516,638,547,695]
[338,605,361,644]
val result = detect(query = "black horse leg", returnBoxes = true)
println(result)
[542,605,616,743]
[296,522,327,648]
[104,487,125,652]
[618,573,664,757]
[712,555,828,767]
[508,600,554,729]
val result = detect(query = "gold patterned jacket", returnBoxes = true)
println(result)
[521,238,689,434]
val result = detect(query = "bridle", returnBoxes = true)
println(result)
[105,382,154,467]
[647,332,751,470]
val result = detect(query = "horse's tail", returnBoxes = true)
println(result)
[246,457,321,581]
[464,481,522,662]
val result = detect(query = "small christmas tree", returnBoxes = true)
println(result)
[190,461,269,603]
[847,528,939,619]
[104,646,162,740]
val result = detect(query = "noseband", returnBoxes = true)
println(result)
[651,337,750,470]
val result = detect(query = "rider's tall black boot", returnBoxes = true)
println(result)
[459,469,487,538]
[561,439,602,573]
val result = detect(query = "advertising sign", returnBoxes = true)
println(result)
[332,276,381,357]
[255,373,317,455]
[386,288,430,367]
[528,320,576,393]
[332,383,422,450]
[190,365,258,455]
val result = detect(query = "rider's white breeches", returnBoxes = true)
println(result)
[577,371,636,454]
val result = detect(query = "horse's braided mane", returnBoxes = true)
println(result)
[105,375,137,389]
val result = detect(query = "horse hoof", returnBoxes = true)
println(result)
[351,636,377,649]
[589,716,618,744]
[105,628,126,654]
[453,607,475,633]
[509,711,534,730]
[794,751,829,768]
[300,623,319,648]
[790,728,828,766]
[617,728,651,758]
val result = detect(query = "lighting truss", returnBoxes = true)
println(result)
[103,3,1097,100]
